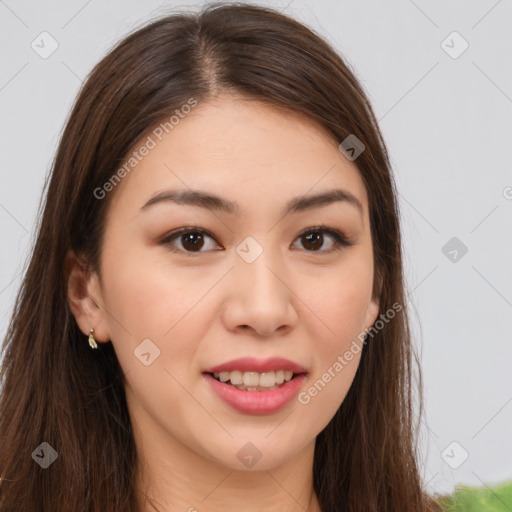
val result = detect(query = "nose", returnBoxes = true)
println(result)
[221,243,299,338]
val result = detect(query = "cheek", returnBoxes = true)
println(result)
[297,285,367,425]
[307,279,368,378]
[305,250,374,343]
[297,250,372,414]
[99,244,216,414]
[100,238,210,337]
[99,239,230,388]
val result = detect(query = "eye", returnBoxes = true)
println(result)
[292,226,352,252]
[160,225,352,254]
[160,228,221,253]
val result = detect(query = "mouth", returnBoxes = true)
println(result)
[203,370,306,392]
[203,370,308,415]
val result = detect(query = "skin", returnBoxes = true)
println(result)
[67,94,380,512]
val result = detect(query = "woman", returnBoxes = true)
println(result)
[0,3,446,511]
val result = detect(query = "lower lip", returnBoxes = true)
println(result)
[203,373,307,415]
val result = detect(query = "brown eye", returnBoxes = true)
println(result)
[181,231,205,251]
[293,227,351,252]
[161,228,221,253]
[161,226,351,255]
[301,231,325,251]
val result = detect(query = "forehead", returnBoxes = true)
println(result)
[107,95,369,219]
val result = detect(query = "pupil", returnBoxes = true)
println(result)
[182,232,204,251]
[304,232,322,250]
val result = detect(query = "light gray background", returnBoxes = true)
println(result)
[1,0,511,497]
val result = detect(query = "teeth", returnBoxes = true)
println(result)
[243,372,259,387]
[213,370,295,390]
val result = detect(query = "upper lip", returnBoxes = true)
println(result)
[203,357,307,375]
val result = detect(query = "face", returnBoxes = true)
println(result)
[79,95,379,472]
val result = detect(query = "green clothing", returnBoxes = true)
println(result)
[435,480,512,511]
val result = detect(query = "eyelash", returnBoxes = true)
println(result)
[159,225,353,255]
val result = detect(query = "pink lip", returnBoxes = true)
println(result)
[203,356,307,374]
[203,373,308,415]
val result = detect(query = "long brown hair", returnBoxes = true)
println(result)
[0,3,445,510]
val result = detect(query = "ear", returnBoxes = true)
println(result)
[363,269,383,330]
[364,296,380,331]
[65,249,111,344]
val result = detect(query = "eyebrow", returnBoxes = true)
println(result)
[141,188,363,218]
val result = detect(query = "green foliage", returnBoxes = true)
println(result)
[436,480,512,511]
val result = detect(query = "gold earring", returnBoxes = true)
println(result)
[88,329,98,350]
